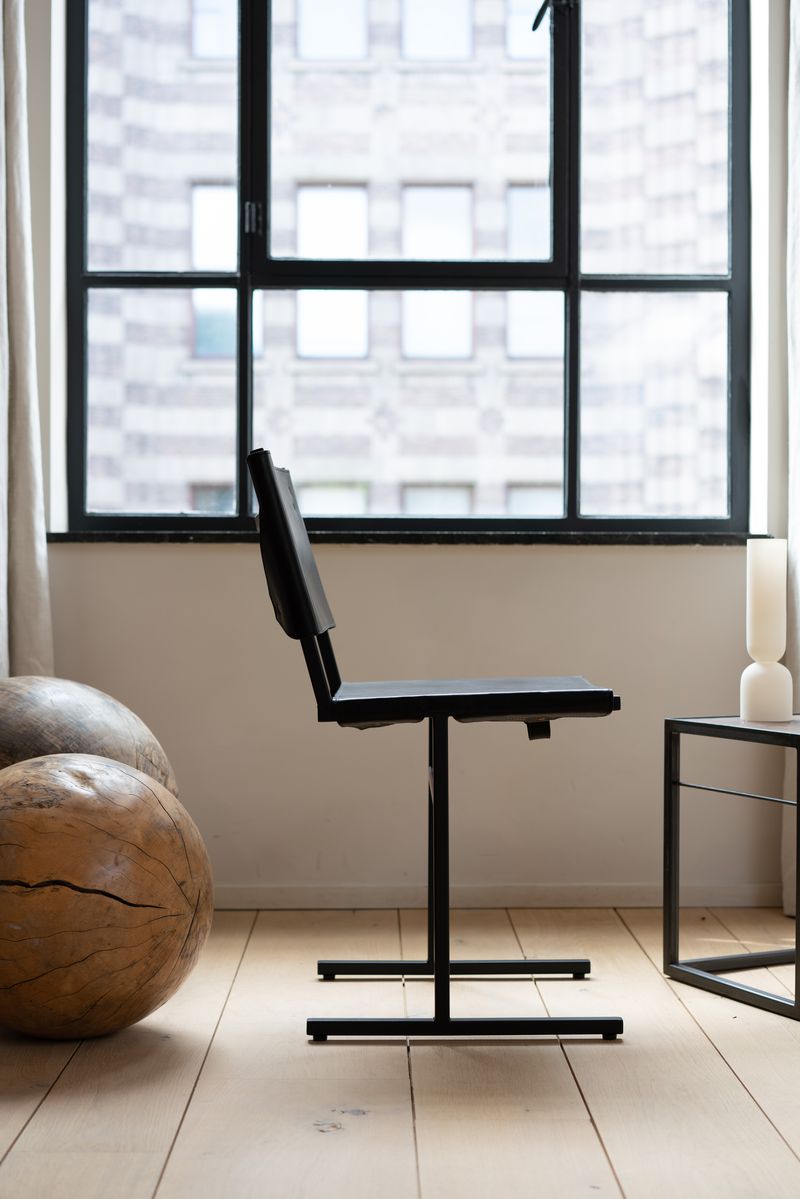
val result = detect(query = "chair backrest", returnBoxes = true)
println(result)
[247,448,335,640]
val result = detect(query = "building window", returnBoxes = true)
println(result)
[192,185,237,357]
[507,185,550,261]
[70,0,749,537]
[506,484,563,517]
[296,186,369,259]
[402,0,472,61]
[403,484,473,515]
[296,483,369,515]
[192,0,237,59]
[190,483,236,512]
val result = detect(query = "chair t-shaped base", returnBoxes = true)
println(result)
[307,716,623,1042]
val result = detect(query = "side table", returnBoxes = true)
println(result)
[664,715,799,1018]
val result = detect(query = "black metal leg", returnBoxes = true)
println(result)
[310,716,624,1042]
[663,725,681,971]
[432,714,450,1023]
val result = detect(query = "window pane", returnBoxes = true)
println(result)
[87,290,236,514]
[507,0,549,59]
[87,0,237,272]
[581,0,729,275]
[192,0,237,58]
[192,185,237,271]
[506,292,563,359]
[253,290,564,518]
[403,187,472,259]
[403,0,472,60]
[271,3,551,262]
[297,186,368,258]
[297,0,367,60]
[403,292,473,358]
[193,291,236,357]
[296,291,369,357]
[507,185,550,260]
[580,291,728,516]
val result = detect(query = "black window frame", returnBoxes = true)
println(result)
[65,0,751,542]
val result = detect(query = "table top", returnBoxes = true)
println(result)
[666,714,800,747]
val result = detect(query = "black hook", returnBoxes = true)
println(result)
[532,0,550,31]
[533,0,576,31]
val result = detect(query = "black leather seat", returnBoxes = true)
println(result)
[333,674,617,729]
[247,447,624,1043]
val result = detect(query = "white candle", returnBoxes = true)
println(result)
[746,538,787,663]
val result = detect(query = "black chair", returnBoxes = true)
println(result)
[247,448,623,1042]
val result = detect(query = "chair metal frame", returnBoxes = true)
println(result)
[248,448,624,1042]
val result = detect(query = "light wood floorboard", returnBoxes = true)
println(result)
[2,908,800,1199]
[0,1031,78,1160]
[155,910,419,1199]
[711,906,796,994]
[511,907,800,1199]
[401,909,622,1197]
[0,911,255,1199]
[621,906,800,1159]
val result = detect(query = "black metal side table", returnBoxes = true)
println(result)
[664,716,799,1018]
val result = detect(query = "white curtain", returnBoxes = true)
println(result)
[0,0,53,677]
[784,0,799,916]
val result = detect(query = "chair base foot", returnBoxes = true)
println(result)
[307,1016,623,1040]
[317,958,591,979]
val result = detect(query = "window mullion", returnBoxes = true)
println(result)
[66,2,89,532]
[562,0,581,524]
[238,0,268,516]
[728,0,751,531]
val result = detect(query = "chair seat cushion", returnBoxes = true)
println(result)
[330,675,618,727]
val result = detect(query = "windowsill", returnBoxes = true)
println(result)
[47,529,750,547]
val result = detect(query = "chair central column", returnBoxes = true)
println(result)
[431,714,450,1024]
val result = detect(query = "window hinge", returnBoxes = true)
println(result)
[532,0,577,31]
[244,201,263,236]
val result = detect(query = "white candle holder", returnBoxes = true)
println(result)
[740,538,793,722]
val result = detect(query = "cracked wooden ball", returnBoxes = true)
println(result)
[0,676,178,796]
[0,753,213,1039]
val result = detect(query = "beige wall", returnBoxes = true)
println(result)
[49,540,783,906]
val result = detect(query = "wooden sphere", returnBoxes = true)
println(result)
[0,754,213,1039]
[0,676,177,795]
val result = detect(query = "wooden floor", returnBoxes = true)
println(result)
[1,908,798,1199]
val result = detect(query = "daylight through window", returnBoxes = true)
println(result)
[70,0,749,534]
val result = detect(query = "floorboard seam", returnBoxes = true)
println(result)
[504,909,627,1199]
[615,908,800,1168]
[398,910,423,1199]
[149,909,259,1199]
[0,1040,83,1171]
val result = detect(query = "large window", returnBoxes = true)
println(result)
[68,0,749,537]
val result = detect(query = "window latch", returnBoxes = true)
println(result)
[532,0,577,31]
[244,201,263,236]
